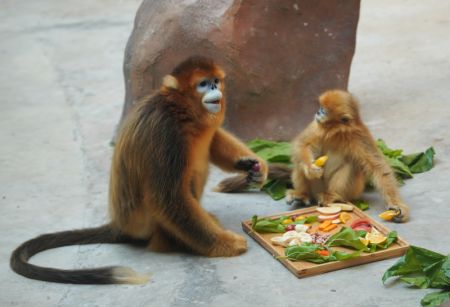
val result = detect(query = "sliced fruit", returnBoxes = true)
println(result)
[351,218,372,231]
[314,155,328,167]
[331,218,341,224]
[271,236,289,247]
[339,212,352,224]
[318,213,340,221]
[359,237,369,246]
[316,206,341,215]
[330,203,354,212]
[319,220,332,230]
[353,225,372,232]
[323,224,338,232]
[365,228,387,244]
[282,218,293,225]
[379,210,398,221]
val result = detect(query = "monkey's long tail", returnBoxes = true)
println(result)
[10,224,149,285]
[215,163,292,193]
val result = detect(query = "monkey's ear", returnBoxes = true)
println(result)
[162,75,179,90]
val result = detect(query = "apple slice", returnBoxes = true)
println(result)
[316,207,341,215]
[330,203,354,212]
[318,213,340,221]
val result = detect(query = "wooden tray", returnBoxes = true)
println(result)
[242,206,409,278]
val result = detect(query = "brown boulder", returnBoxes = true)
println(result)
[118,0,360,141]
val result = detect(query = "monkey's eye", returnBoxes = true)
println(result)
[341,117,349,124]
[214,78,220,84]
[197,80,209,93]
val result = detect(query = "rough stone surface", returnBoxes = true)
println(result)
[1,1,450,306]
[119,0,360,141]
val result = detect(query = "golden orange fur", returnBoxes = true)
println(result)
[286,90,409,223]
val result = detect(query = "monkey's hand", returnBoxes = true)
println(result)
[235,157,268,187]
[387,202,410,223]
[304,163,324,180]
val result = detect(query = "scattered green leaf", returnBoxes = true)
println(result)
[354,200,370,211]
[382,245,450,307]
[261,179,288,201]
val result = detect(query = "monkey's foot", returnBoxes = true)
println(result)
[388,204,410,223]
[317,192,344,207]
[208,231,247,257]
[285,189,312,207]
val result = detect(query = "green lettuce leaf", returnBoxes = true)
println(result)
[261,179,288,200]
[247,138,292,163]
[354,199,370,211]
[382,246,449,288]
[325,227,369,251]
[376,139,403,158]
[284,243,361,263]
[251,215,286,233]
[401,147,436,174]
[421,291,450,307]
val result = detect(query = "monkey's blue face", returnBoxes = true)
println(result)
[197,78,223,113]
[315,106,328,123]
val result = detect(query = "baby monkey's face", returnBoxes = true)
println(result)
[315,106,328,124]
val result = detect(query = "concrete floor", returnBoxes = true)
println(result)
[1,1,449,306]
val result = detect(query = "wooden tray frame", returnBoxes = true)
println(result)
[242,206,409,278]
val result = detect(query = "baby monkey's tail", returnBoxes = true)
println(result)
[10,224,149,284]
[215,163,292,193]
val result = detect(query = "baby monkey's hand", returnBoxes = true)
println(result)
[304,163,324,180]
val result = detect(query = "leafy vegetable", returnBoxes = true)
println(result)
[401,147,436,174]
[248,138,435,200]
[284,243,361,263]
[382,246,450,307]
[421,291,450,307]
[376,139,403,158]
[251,214,318,233]
[326,227,369,251]
[326,227,397,252]
[247,138,292,163]
[251,215,286,233]
[354,199,370,211]
[261,179,288,200]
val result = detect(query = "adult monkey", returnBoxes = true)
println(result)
[10,56,268,284]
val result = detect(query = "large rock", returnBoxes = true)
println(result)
[119,0,360,141]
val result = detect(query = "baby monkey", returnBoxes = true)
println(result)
[286,90,410,223]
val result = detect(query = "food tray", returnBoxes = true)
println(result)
[242,206,409,278]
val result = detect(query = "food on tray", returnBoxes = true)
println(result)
[270,225,313,247]
[339,212,352,223]
[249,207,401,266]
[330,203,354,211]
[351,218,372,232]
[318,213,341,221]
[316,206,341,215]
[365,228,387,244]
